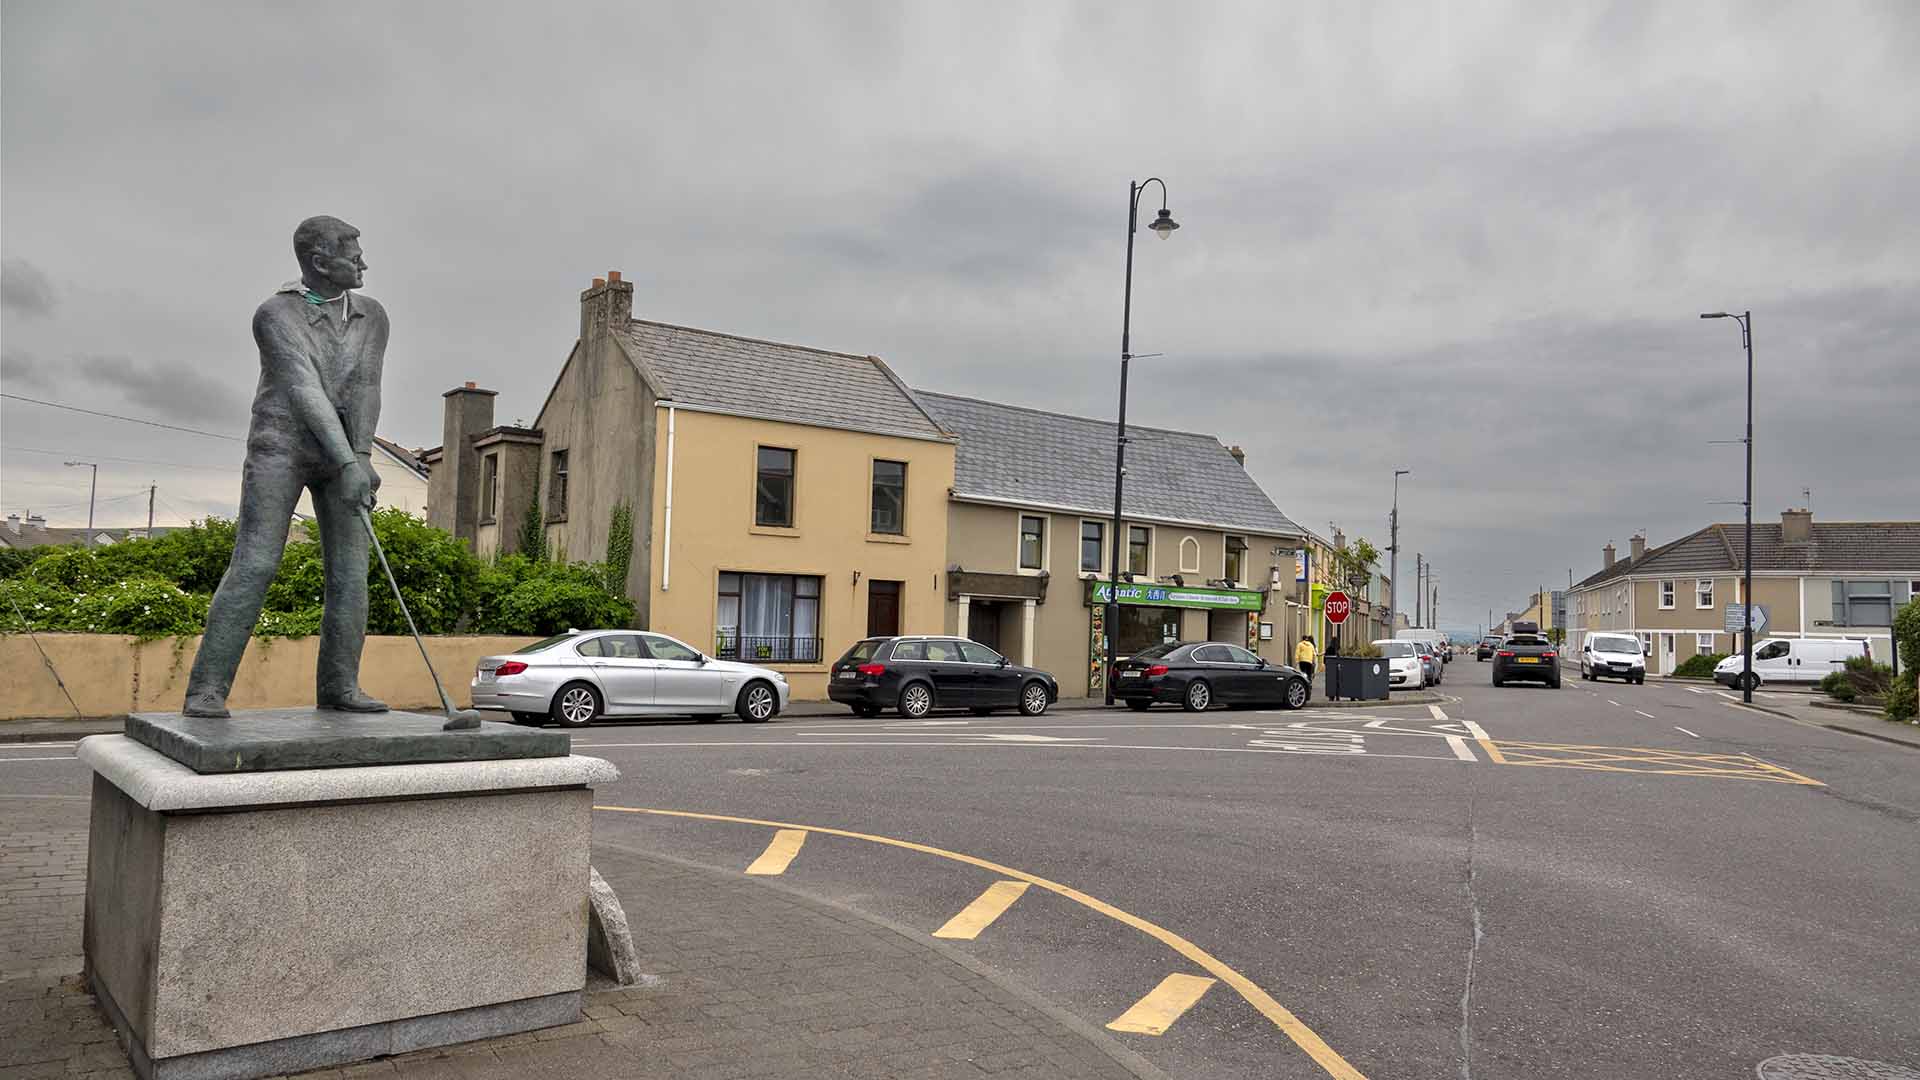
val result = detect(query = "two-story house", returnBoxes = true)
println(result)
[916,393,1309,699]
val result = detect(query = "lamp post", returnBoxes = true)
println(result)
[65,461,98,534]
[1104,179,1180,705]
[1387,469,1409,636]
[1701,310,1754,704]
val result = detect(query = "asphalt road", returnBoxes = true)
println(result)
[5,666,1917,1079]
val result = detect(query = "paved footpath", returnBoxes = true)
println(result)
[1,793,1155,1080]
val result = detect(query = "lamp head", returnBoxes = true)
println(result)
[1700,312,1729,319]
[1147,208,1180,239]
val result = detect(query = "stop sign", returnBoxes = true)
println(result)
[1325,591,1351,624]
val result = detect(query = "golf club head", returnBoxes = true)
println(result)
[442,709,483,732]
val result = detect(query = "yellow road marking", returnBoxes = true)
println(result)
[1460,719,1506,763]
[1106,972,1218,1035]
[595,806,1368,1080]
[1489,741,1823,785]
[745,829,807,875]
[933,880,1030,940]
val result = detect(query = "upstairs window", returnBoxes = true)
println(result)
[1696,579,1714,609]
[1128,526,1151,577]
[755,447,796,527]
[1019,515,1045,569]
[1080,521,1105,573]
[548,449,569,519]
[1659,580,1675,609]
[1832,579,1893,627]
[1224,535,1248,584]
[478,453,499,523]
[870,460,906,535]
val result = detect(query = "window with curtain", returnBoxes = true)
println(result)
[1080,521,1104,573]
[1659,580,1675,609]
[716,572,822,661]
[870,460,906,534]
[1224,535,1247,583]
[756,447,796,527]
[1019,515,1045,569]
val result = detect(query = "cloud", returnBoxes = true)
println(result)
[73,354,246,426]
[1,258,55,317]
[1,349,53,390]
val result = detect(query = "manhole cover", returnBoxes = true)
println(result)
[1757,1054,1920,1079]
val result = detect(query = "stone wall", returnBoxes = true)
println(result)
[0,633,541,720]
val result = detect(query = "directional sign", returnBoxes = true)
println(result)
[1724,603,1770,635]
[1325,591,1352,624]
[1346,573,1369,590]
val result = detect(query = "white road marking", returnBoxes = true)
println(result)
[1607,700,1623,707]
[1687,687,1710,695]
[1460,719,1496,743]
[977,734,1103,743]
[1427,704,1449,722]
[0,756,76,763]
[1635,710,1656,719]
[0,742,79,749]
[886,720,972,726]
[1675,726,1701,738]
[1445,735,1477,762]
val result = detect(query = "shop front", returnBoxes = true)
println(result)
[1084,580,1267,696]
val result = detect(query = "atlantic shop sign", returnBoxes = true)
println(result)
[1086,580,1266,611]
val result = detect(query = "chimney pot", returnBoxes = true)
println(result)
[591,277,606,288]
[1227,445,1246,466]
[1603,542,1617,570]
[464,381,477,389]
[1629,533,1646,561]
[607,270,622,283]
[1781,507,1813,543]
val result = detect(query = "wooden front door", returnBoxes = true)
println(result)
[867,580,902,637]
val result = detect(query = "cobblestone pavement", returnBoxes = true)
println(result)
[0,793,1151,1080]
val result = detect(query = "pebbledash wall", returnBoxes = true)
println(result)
[0,633,541,720]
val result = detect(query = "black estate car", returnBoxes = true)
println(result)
[828,636,1059,718]
[1491,633,1562,688]
[1112,641,1312,711]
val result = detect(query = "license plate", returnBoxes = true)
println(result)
[838,671,859,679]
[479,670,496,682]
[1515,657,1539,664]
[1120,671,1141,678]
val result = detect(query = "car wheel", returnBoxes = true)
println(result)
[1634,675,1646,686]
[1548,677,1562,689]
[550,683,601,728]
[736,681,777,723]
[1125,699,1153,712]
[1182,680,1212,712]
[1283,677,1309,710]
[1739,671,1760,691]
[1019,681,1050,717]
[1492,675,1504,687]
[511,712,546,726]
[898,681,934,719]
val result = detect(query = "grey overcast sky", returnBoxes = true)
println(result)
[4,2,1916,630]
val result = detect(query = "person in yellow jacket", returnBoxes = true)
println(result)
[1294,635,1317,680]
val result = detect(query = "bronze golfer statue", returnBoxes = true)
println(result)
[183,216,389,718]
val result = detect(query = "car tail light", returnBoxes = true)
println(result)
[1542,651,1556,660]
[494,661,528,676]
[1497,651,1514,658]
[1146,664,1169,677]
[855,663,885,676]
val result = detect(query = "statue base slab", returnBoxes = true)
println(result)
[127,708,566,774]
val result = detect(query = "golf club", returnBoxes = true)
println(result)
[360,508,481,731]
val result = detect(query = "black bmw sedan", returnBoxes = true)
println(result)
[1112,641,1312,711]
[828,636,1060,718]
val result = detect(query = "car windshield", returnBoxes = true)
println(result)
[839,639,883,664]
[1130,643,1181,660]
[1593,636,1639,654]
[1376,642,1416,657]
[515,632,578,654]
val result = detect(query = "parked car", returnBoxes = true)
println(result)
[1581,633,1647,684]
[1713,636,1872,690]
[1372,640,1428,689]
[1492,633,1561,688]
[828,636,1058,718]
[472,629,789,727]
[1409,640,1444,686]
[1111,641,1312,711]
[1403,629,1451,663]
[1475,635,1501,661]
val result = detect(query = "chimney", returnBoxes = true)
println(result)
[1603,542,1616,569]
[5,514,18,535]
[435,382,498,543]
[1333,528,1345,551]
[1227,445,1246,466]
[579,269,635,344]
[1781,507,1812,543]
[1629,533,1646,562]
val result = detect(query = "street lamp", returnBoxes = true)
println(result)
[1104,178,1180,705]
[1701,310,1754,704]
[64,460,98,533]
[1387,469,1409,636]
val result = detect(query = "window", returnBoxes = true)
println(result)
[716,572,821,662]
[890,640,926,661]
[923,639,963,662]
[754,447,796,527]
[870,459,906,535]
[1222,645,1260,665]
[958,641,1002,665]
[642,634,701,663]
[548,449,569,519]
[1224,535,1247,584]
[577,634,643,659]
[1127,526,1151,577]
[1696,579,1714,609]
[478,453,499,523]
[1019,515,1046,570]
[1114,605,1181,654]
[1756,640,1790,661]
[1192,645,1232,663]
[1659,580,1675,609]
[1696,633,1716,653]
[1080,521,1105,573]
[1832,579,1894,627]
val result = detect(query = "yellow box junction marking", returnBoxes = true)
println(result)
[745,829,808,875]
[1487,741,1823,785]
[1107,972,1218,1035]
[596,806,1369,1080]
[933,880,1030,940]
[1460,719,1507,764]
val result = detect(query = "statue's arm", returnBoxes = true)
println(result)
[349,303,387,459]
[253,305,358,468]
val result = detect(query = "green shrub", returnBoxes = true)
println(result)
[1885,679,1916,723]
[1672,653,1727,679]
[0,576,82,632]
[1819,670,1852,700]
[479,560,634,637]
[1840,654,1893,701]
[1895,598,1920,673]
[68,578,206,640]
[0,546,51,579]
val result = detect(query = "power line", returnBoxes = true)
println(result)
[0,393,243,441]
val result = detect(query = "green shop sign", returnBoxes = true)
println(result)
[1085,580,1265,612]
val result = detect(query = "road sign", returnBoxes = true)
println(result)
[1325,591,1352,624]
[1346,573,1368,589]
[1724,603,1769,635]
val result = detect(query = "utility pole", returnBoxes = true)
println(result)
[147,484,156,532]
[1702,310,1756,704]
[1415,554,1423,627]
[1388,469,1409,635]
[65,461,99,536]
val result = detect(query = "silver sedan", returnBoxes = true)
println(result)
[470,629,790,727]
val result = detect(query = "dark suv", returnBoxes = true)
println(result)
[829,636,1059,718]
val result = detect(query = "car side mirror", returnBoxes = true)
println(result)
[998,657,1009,667]
[1644,645,1652,656]
[698,653,711,665]
[1257,657,1269,669]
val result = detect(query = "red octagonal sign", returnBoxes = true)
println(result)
[1325,591,1351,624]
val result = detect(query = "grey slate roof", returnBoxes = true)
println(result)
[1574,521,1920,589]
[627,321,951,442]
[917,391,1303,537]
[0,523,176,549]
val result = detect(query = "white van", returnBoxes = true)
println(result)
[1713,637,1871,689]
[1581,633,1646,684]
[1401,629,1452,663]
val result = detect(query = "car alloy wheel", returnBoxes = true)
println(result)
[1183,680,1211,712]
[554,684,599,727]
[1285,678,1308,710]
[739,683,776,722]
[1020,682,1049,716]
[899,682,933,718]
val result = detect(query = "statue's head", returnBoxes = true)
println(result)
[293,216,365,291]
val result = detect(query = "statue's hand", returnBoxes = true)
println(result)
[337,460,374,511]
[361,453,383,494]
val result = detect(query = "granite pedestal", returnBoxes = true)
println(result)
[77,715,618,1080]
